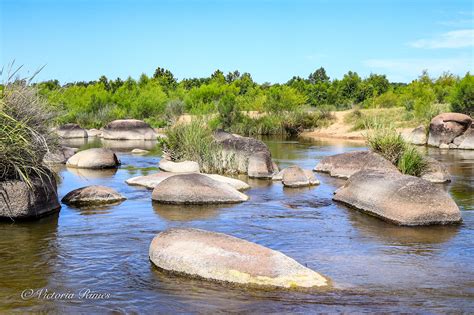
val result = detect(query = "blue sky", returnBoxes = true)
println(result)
[1,0,473,83]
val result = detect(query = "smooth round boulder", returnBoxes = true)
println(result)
[421,157,451,183]
[62,185,126,206]
[56,123,87,139]
[149,228,329,289]
[454,127,474,150]
[159,159,200,173]
[333,170,462,226]
[273,167,320,185]
[102,119,157,140]
[402,125,427,145]
[427,113,472,147]
[282,166,309,187]
[66,148,120,169]
[151,173,248,204]
[314,151,400,178]
[0,174,60,220]
[43,146,78,164]
[126,172,250,191]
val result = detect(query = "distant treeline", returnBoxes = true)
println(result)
[34,67,473,128]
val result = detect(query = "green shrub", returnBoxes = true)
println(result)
[450,73,474,116]
[366,127,428,176]
[164,99,185,124]
[366,127,406,164]
[0,81,58,185]
[397,146,428,177]
[162,120,237,174]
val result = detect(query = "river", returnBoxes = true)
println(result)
[0,136,473,313]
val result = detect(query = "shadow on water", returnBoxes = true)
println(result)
[66,167,118,179]
[343,205,460,247]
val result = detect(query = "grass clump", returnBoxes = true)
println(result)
[366,126,428,176]
[397,146,428,177]
[161,120,237,174]
[0,80,58,185]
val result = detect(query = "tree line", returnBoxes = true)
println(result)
[36,67,473,129]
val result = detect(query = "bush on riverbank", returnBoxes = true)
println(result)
[0,81,58,185]
[162,120,237,174]
[366,127,428,176]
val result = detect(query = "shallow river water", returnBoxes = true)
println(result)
[1,136,473,313]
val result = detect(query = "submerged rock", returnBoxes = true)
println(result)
[314,151,399,178]
[421,157,451,183]
[56,123,88,139]
[62,185,126,206]
[333,170,461,226]
[149,228,329,289]
[66,148,120,169]
[0,174,60,220]
[131,148,149,154]
[214,130,275,178]
[102,119,157,140]
[159,159,200,173]
[151,173,248,204]
[427,113,472,147]
[126,172,250,191]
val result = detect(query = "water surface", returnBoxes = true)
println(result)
[0,136,473,313]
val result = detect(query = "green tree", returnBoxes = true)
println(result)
[365,73,389,96]
[450,73,474,116]
[153,67,177,91]
[217,94,241,129]
[309,67,330,84]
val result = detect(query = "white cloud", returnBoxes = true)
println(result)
[364,56,472,82]
[409,29,474,49]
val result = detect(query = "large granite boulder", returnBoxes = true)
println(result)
[149,228,329,289]
[333,170,461,226]
[62,185,126,206]
[159,159,200,173]
[314,151,399,178]
[126,172,250,191]
[421,157,451,183]
[66,148,120,169]
[427,113,472,147]
[102,119,157,140]
[0,174,60,220]
[87,128,102,137]
[402,125,427,145]
[43,146,78,164]
[151,173,248,204]
[214,130,274,179]
[56,123,87,139]
[454,126,474,150]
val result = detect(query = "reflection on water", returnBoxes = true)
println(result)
[66,167,118,179]
[153,203,229,221]
[0,136,473,313]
